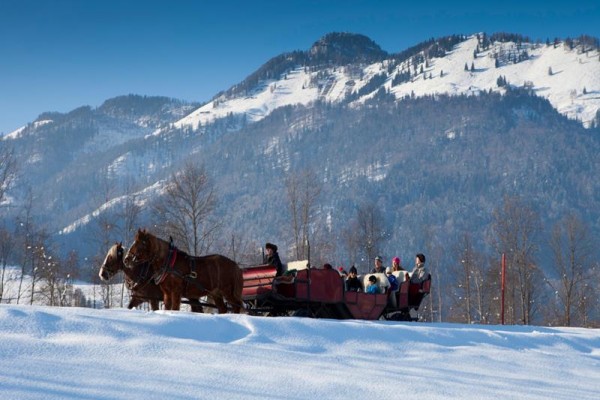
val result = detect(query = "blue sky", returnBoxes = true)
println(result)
[1,0,599,135]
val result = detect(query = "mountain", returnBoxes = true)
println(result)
[1,32,600,277]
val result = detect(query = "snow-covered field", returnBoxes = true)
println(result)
[1,303,599,400]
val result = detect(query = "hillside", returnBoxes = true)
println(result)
[1,303,599,400]
[170,33,600,132]
[1,32,599,281]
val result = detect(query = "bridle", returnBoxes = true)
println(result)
[100,245,126,278]
[124,239,160,286]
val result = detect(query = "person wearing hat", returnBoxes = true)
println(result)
[264,242,284,276]
[345,266,362,292]
[410,253,429,284]
[370,256,385,274]
[386,266,399,307]
[366,275,380,294]
[391,256,405,272]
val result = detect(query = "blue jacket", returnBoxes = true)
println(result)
[387,274,399,291]
[366,284,379,294]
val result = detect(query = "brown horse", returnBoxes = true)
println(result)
[99,242,206,312]
[98,242,162,311]
[124,229,244,313]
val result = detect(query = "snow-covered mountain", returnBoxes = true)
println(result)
[2,32,600,275]
[164,33,599,134]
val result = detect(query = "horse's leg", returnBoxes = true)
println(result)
[168,279,182,311]
[224,292,242,314]
[163,292,172,310]
[232,298,243,314]
[171,291,181,311]
[150,299,160,311]
[212,293,227,314]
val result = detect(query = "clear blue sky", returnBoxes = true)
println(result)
[1,0,598,135]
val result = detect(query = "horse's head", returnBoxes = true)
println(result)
[99,242,125,281]
[124,229,155,268]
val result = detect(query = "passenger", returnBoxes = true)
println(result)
[322,263,333,270]
[338,266,348,277]
[392,256,405,271]
[264,242,284,277]
[410,253,429,284]
[370,256,386,274]
[386,266,399,307]
[345,266,362,292]
[366,275,380,294]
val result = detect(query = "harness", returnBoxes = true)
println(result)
[126,262,153,290]
[153,239,179,285]
[150,238,205,294]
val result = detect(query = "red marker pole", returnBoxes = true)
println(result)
[501,253,506,325]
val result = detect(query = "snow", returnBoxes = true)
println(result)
[166,35,600,135]
[1,303,599,400]
[2,120,54,140]
[3,126,27,140]
[59,181,165,235]
[170,68,320,133]
[388,36,600,127]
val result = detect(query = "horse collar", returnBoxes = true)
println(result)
[153,242,178,285]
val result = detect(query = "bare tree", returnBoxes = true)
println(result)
[222,231,262,267]
[27,229,51,305]
[341,220,361,268]
[0,223,16,302]
[355,202,386,273]
[88,171,119,308]
[59,250,80,306]
[285,168,321,261]
[450,233,489,324]
[490,196,542,325]
[578,263,599,327]
[14,189,36,304]
[423,227,444,323]
[0,146,18,207]
[548,214,595,326]
[36,242,61,306]
[118,182,142,246]
[152,161,218,256]
[116,185,142,307]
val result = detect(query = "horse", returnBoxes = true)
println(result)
[98,242,162,311]
[99,242,206,312]
[124,229,244,313]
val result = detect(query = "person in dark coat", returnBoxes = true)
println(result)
[410,253,429,284]
[370,256,386,273]
[265,242,284,276]
[345,266,362,292]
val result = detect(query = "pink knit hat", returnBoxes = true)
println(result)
[392,256,401,264]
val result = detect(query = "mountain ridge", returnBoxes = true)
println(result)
[1,31,599,276]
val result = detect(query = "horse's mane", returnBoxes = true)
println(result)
[139,230,192,259]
